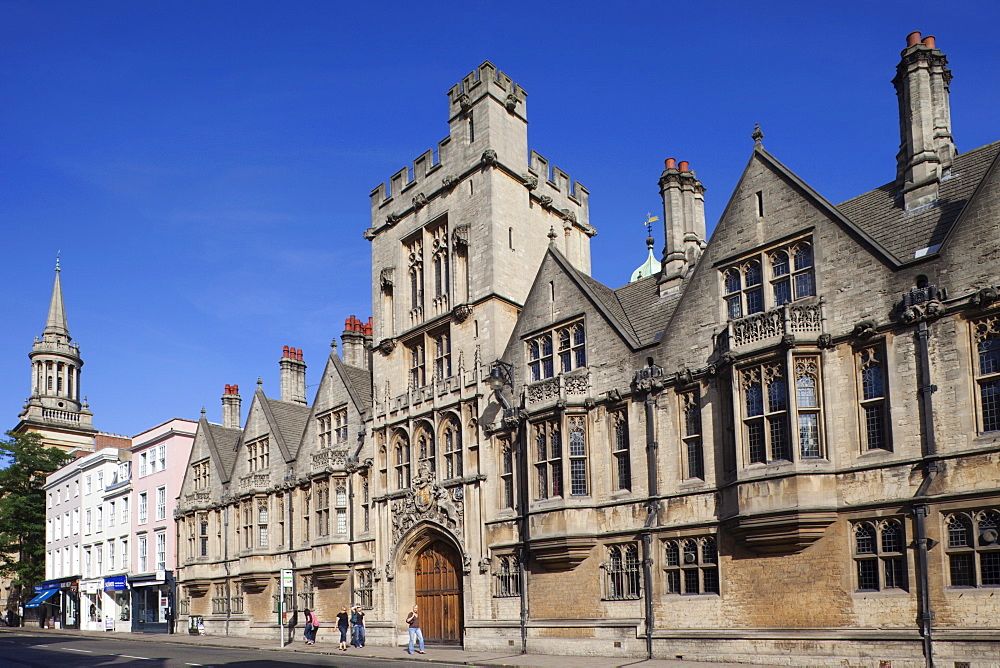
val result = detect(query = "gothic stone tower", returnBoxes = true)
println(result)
[14,262,96,453]
[363,62,593,644]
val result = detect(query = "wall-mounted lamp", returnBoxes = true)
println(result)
[487,359,515,413]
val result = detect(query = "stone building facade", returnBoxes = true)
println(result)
[174,32,999,666]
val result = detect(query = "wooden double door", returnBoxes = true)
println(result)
[414,540,463,644]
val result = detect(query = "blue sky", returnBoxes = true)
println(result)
[2,1,998,438]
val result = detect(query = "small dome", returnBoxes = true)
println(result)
[630,238,661,283]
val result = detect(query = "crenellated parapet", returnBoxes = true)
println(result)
[446,61,527,122]
[527,150,592,235]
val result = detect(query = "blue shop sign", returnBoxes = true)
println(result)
[34,581,60,593]
[104,576,128,591]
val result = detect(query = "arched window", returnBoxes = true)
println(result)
[664,537,718,595]
[393,433,411,490]
[853,520,906,591]
[442,416,462,479]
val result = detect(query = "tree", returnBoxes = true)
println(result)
[0,431,71,606]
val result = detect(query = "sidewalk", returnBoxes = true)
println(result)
[0,626,766,667]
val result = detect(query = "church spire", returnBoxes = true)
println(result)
[14,259,96,453]
[44,253,70,339]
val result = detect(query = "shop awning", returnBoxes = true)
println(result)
[25,588,58,608]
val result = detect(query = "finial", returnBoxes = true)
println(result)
[751,123,764,144]
[55,250,61,272]
[547,226,557,241]
[82,396,89,408]
[257,376,263,388]
[200,406,206,417]
[331,337,338,349]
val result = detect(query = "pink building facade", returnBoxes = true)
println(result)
[128,418,196,633]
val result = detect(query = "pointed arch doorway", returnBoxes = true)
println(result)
[414,539,463,644]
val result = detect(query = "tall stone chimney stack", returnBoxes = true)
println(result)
[894,31,956,210]
[279,346,307,404]
[221,384,241,429]
[341,316,372,370]
[658,158,706,294]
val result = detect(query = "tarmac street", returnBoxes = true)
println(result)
[0,627,768,667]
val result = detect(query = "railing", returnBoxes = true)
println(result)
[729,302,824,349]
[42,409,80,423]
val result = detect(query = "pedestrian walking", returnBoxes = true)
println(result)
[303,608,318,645]
[405,604,424,654]
[336,606,350,650]
[350,604,365,647]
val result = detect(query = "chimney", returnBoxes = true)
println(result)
[221,384,241,429]
[894,31,956,210]
[658,158,707,294]
[341,316,371,370]
[279,347,307,404]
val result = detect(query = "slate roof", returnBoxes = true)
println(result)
[206,422,241,481]
[614,274,682,346]
[837,140,1000,263]
[263,397,310,461]
[343,364,373,409]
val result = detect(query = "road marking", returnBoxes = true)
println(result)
[185,663,204,666]
[119,655,151,660]
[65,648,94,653]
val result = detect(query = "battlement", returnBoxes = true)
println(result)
[369,138,450,208]
[447,61,527,122]
[528,150,589,208]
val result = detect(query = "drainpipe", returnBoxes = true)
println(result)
[641,389,660,661]
[913,320,940,668]
[223,503,231,637]
[515,420,529,656]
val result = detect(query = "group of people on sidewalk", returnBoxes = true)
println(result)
[300,603,425,655]
[302,604,366,649]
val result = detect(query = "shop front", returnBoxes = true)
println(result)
[23,583,58,628]
[104,575,130,632]
[80,578,104,630]
[130,570,174,634]
[58,580,80,629]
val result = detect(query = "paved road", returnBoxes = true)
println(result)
[0,631,464,668]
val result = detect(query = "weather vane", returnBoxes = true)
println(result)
[644,213,659,238]
[56,250,61,271]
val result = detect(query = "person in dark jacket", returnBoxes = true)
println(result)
[336,606,350,650]
[350,605,365,647]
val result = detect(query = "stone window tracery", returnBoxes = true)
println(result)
[722,238,815,319]
[945,509,1000,587]
[681,392,704,480]
[740,356,824,465]
[858,346,890,450]
[528,321,586,382]
[442,416,463,480]
[533,420,562,499]
[407,236,424,322]
[335,483,347,534]
[248,438,269,472]
[431,223,450,313]
[663,536,719,595]
[393,432,411,490]
[973,316,1000,432]
[568,416,588,496]
[315,481,330,537]
[500,442,515,509]
[604,543,641,600]
[853,519,906,591]
[610,407,631,491]
[494,555,521,597]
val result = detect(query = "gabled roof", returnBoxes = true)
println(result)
[339,359,373,412]
[746,145,901,266]
[258,390,310,464]
[199,417,241,484]
[836,140,1000,264]
[545,246,670,350]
